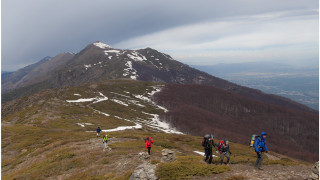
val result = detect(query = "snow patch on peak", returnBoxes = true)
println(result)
[127,51,147,62]
[93,42,112,49]
[123,61,138,80]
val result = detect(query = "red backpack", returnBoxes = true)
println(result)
[217,140,224,153]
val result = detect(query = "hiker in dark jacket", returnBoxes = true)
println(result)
[254,132,268,170]
[96,127,101,138]
[218,140,232,165]
[202,134,215,164]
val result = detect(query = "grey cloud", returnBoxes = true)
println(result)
[2,0,319,70]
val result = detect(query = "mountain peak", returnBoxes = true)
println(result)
[92,41,112,49]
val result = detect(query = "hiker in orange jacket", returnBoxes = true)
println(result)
[145,137,153,155]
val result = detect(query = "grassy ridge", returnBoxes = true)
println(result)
[1,80,305,179]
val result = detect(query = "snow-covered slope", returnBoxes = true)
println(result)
[65,84,182,134]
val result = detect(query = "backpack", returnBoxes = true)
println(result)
[103,135,108,143]
[202,137,210,147]
[254,136,266,152]
[217,140,224,152]
[249,134,258,147]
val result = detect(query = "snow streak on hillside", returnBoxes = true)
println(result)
[65,86,182,134]
[66,92,108,103]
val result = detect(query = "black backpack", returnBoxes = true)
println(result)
[202,137,210,148]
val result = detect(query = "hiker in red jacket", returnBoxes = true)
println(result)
[145,137,153,155]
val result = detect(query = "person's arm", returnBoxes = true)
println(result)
[228,146,232,154]
[254,139,260,152]
[264,143,268,152]
[212,140,216,148]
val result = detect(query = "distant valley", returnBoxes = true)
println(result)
[193,62,319,110]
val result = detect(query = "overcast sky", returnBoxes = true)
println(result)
[2,0,319,71]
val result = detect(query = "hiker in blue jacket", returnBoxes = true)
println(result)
[96,127,101,138]
[254,132,268,170]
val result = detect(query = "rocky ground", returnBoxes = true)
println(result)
[192,163,313,180]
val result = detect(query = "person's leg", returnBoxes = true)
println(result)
[148,147,151,155]
[255,152,260,167]
[208,151,213,164]
[226,153,230,164]
[220,152,225,165]
[255,152,263,168]
[204,148,209,161]
[258,153,264,168]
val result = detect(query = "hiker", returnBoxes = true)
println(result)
[96,127,101,138]
[145,137,153,155]
[103,134,108,150]
[218,139,232,165]
[254,132,268,170]
[202,134,215,164]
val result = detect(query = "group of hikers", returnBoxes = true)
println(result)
[96,127,268,170]
[201,131,268,170]
[96,127,109,150]
[202,134,231,165]
[97,127,154,153]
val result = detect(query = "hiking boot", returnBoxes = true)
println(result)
[258,167,264,170]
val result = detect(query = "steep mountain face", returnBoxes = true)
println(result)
[2,56,52,93]
[153,84,319,162]
[2,53,74,93]
[1,41,316,114]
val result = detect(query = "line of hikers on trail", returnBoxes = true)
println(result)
[96,127,109,150]
[97,127,154,154]
[96,127,268,170]
[201,132,268,170]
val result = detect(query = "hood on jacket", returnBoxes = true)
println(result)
[261,132,267,140]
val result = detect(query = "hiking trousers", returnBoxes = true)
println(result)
[220,152,230,164]
[147,147,151,155]
[255,152,263,167]
[204,148,213,164]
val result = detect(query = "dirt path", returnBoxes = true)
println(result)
[192,164,313,180]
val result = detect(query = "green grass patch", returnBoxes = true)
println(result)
[156,156,230,179]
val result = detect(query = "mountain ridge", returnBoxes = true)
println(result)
[2,41,316,114]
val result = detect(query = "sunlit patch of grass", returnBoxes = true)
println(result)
[156,155,230,179]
